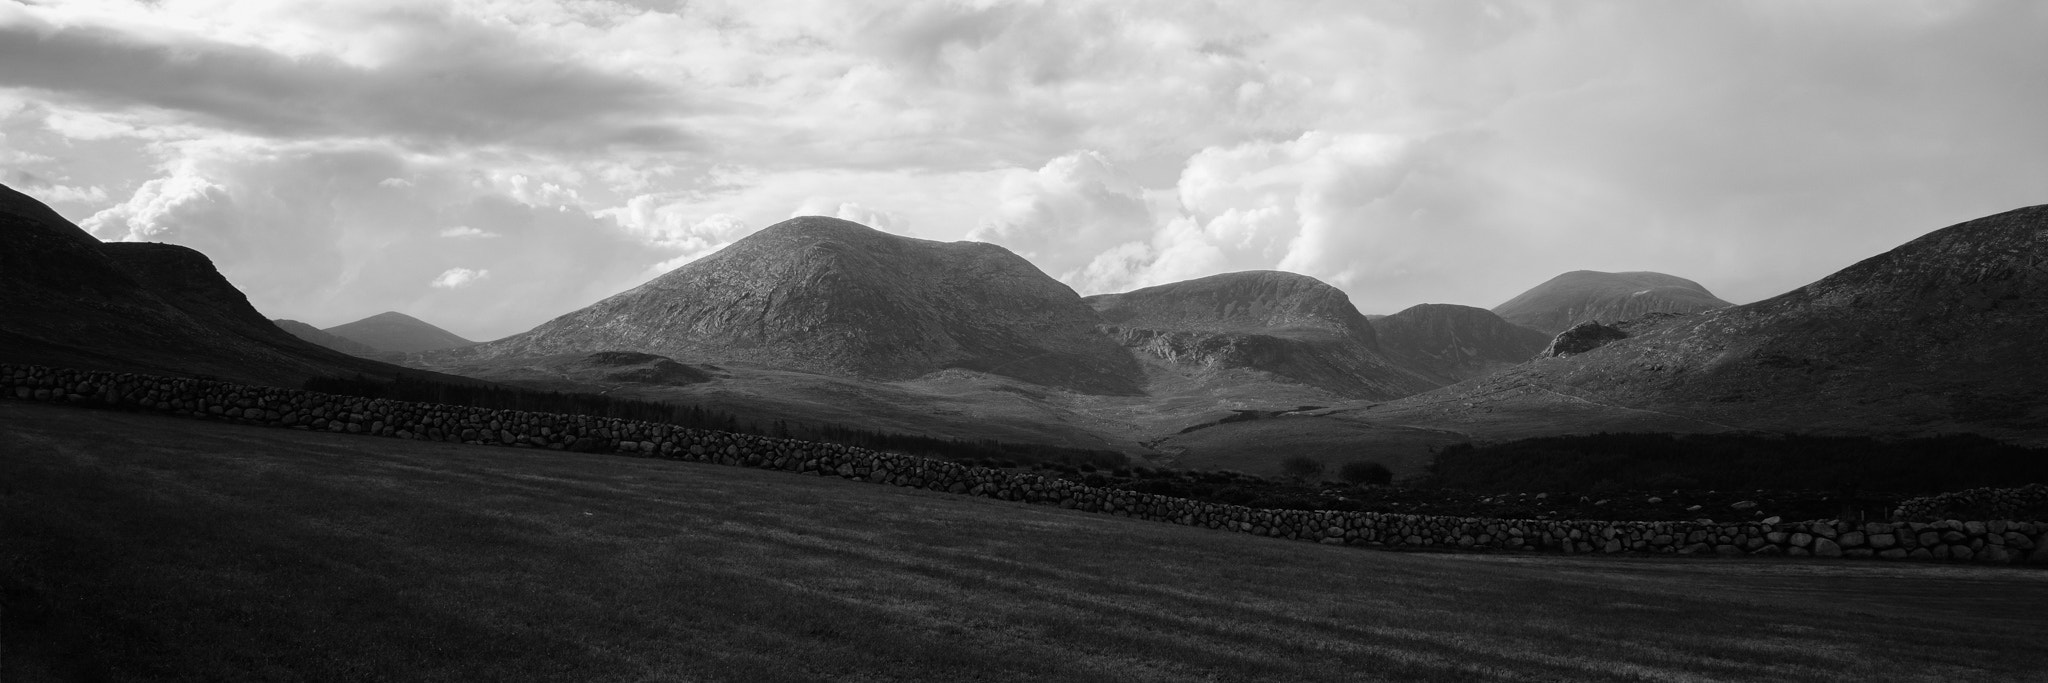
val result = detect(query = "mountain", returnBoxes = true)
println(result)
[437,216,1143,394]
[1378,203,2048,442]
[0,183,440,386]
[1492,270,1732,334]
[325,311,472,354]
[1370,303,1551,385]
[1083,271,1435,399]
[273,319,383,358]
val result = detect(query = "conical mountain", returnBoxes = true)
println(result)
[1084,271,1435,399]
[274,319,383,357]
[454,216,1143,394]
[1493,270,1732,334]
[0,183,439,385]
[325,311,473,354]
[1386,204,2048,440]
[1371,303,1551,385]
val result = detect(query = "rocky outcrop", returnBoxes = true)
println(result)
[1542,321,1629,357]
[1493,271,1732,335]
[1085,272,1434,399]
[440,216,1142,395]
[10,362,2045,564]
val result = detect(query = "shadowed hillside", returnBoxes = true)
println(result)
[1372,303,1551,385]
[0,183,448,386]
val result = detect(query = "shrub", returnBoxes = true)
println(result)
[1339,460,1393,486]
[1280,456,1325,481]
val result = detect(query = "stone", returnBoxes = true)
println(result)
[1789,532,1812,548]
[1919,531,1942,547]
[1762,516,1782,525]
[1813,538,1842,558]
[1766,531,1789,544]
[1869,533,1897,549]
[1878,548,1908,560]
[1730,500,1758,511]
[1951,545,1974,562]
[1840,531,1866,547]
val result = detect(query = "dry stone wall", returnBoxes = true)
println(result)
[6,363,2047,565]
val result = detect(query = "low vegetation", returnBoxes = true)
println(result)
[306,373,1128,470]
[6,402,2047,681]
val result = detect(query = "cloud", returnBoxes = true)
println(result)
[438,226,497,238]
[10,0,2048,335]
[430,267,489,289]
[0,2,695,151]
[790,199,904,232]
[966,151,1156,283]
[75,139,693,339]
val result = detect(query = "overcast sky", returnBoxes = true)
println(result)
[3,0,2045,340]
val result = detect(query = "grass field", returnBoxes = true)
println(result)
[4,401,2046,682]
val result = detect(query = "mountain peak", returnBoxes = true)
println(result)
[446,222,1143,394]
[1493,269,1731,334]
[324,311,473,354]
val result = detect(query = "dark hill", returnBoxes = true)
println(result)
[1084,271,1434,399]
[1492,271,1732,334]
[441,216,1142,394]
[1371,304,1551,385]
[0,183,458,386]
[1384,204,2048,442]
[325,311,473,353]
[274,319,384,358]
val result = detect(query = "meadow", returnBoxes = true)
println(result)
[3,401,2045,682]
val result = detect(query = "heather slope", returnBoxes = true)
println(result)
[445,216,1142,394]
[1493,270,1733,334]
[1085,271,1434,399]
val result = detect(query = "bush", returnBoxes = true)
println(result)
[1281,455,1325,481]
[1339,460,1393,486]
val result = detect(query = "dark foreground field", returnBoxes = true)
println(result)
[3,402,2045,682]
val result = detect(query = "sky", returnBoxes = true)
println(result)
[2,0,2045,341]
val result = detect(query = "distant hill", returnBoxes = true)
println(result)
[1492,271,1732,334]
[1084,271,1435,399]
[0,183,443,386]
[1371,304,1551,385]
[324,312,473,354]
[1380,204,2048,443]
[273,319,384,358]
[434,216,1143,394]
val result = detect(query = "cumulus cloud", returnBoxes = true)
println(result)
[430,267,489,289]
